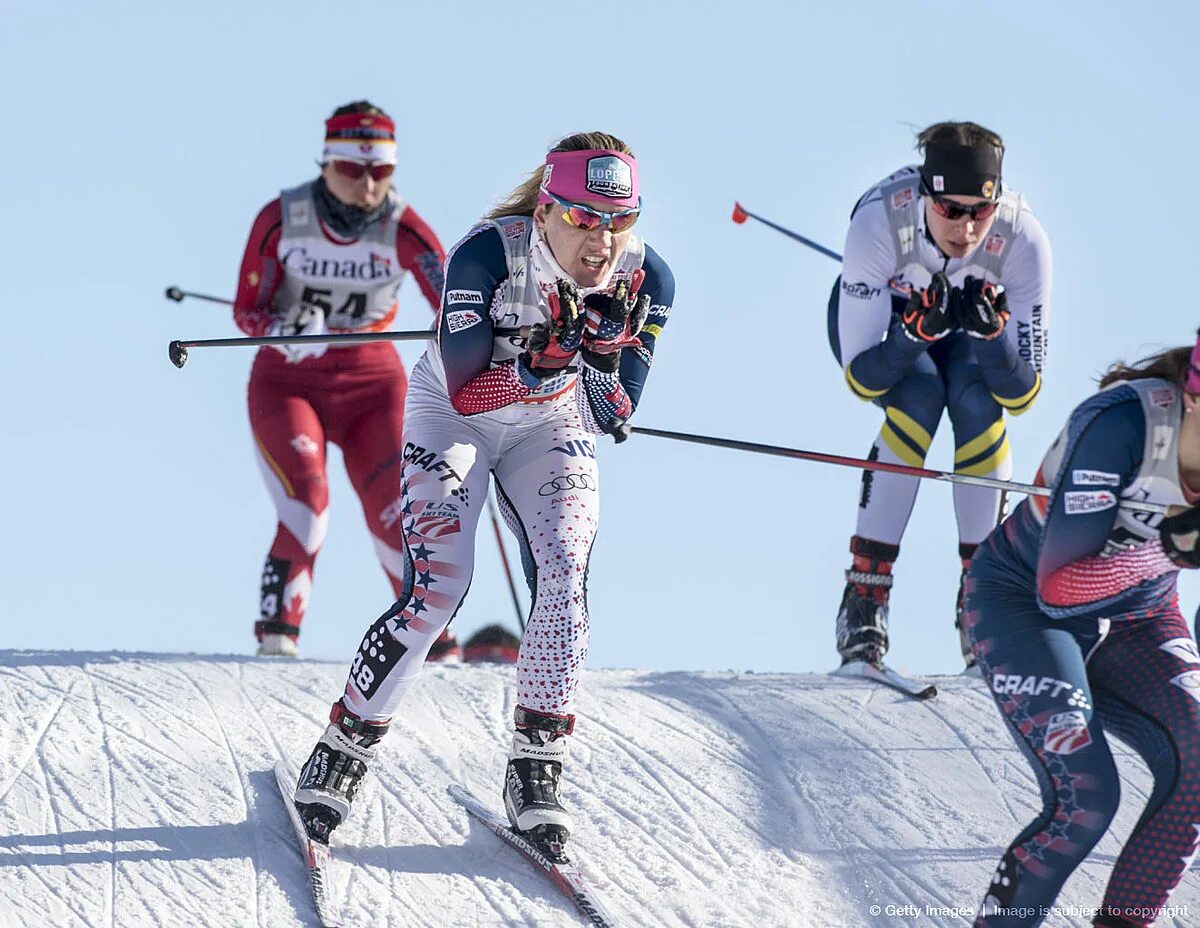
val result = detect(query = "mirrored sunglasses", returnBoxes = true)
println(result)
[545,191,641,232]
[926,193,998,222]
[331,160,395,182]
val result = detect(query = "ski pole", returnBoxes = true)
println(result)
[487,494,527,633]
[168,325,527,368]
[625,425,1170,515]
[165,286,233,306]
[731,202,842,262]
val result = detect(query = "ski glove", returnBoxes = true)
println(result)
[957,276,1010,340]
[268,303,328,363]
[521,280,585,380]
[900,272,955,343]
[580,269,650,372]
[1160,505,1200,568]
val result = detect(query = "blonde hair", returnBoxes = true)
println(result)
[487,131,633,221]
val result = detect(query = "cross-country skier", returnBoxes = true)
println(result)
[829,120,1052,672]
[290,132,675,860]
[232,101,458,660]
[963,335,1200,927]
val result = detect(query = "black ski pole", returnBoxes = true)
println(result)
[165,286,233,306]
[168,325,527,368]
[731,202,842,262]
[625,424,1169,515]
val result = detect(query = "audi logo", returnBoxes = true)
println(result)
[539,474,597,496]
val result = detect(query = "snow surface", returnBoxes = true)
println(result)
[0,652,1196,928]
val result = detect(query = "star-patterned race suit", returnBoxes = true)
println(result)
[337,216,674,723]
[233,180,445,647]
[963,378,1200,928]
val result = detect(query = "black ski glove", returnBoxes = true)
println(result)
[900,272,955,343]
[1160,505,1200,568]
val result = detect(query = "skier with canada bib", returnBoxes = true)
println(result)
[290,131,675,862]
[829,120,1052,674]
[232,101,458,660]
[963,334,1200,927]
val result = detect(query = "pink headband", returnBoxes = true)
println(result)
[1187,333,1200,394]
[537,149,640,210]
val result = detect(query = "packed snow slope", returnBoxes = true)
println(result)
[1,652,1196,928]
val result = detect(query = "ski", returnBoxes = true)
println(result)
[831,660,938,700]
[273,760,344,928]
[448,784,620,927]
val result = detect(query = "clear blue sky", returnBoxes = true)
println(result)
[4,1,1199,675]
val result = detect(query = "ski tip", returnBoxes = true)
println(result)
[731,201,749,224]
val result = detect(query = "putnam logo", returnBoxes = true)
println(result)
[446,289,484,305]
[1063,490,1116,515]
[446,310,482,333]
[1071,469,1120,487]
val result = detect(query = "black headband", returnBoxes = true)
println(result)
[920,143,1003,200]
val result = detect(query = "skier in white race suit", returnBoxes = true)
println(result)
[827,120,1052,671]
[291,131,675,861]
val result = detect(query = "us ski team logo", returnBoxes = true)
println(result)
[1043,710,1091,755]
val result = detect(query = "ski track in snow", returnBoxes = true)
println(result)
[0,653,1196,928]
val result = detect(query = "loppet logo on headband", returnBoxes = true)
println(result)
[538,149,640,210]
[323,113,398,165]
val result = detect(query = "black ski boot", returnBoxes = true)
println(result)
[835,536,899,666]
[294,702,389,843]
[503,706,574,862]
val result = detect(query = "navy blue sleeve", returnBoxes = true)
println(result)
[620,244,675,411]
[438,228,509,398]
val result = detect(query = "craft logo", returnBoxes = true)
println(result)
[841,280,881,300]
[586,155,633,199]
[1043,710,1092,755]
[1063,490,1116,515]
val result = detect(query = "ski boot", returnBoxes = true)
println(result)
[294,701,389,843]
[503,706,574,862]
[835,536,898,666]
[257,633,298,657]
[255,619,300,657]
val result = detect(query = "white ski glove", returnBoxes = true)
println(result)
[268,304,329,363]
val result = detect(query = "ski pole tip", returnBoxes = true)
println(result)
[168,340,189,369]
[165,286,184,302]
[731,202,749,224]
